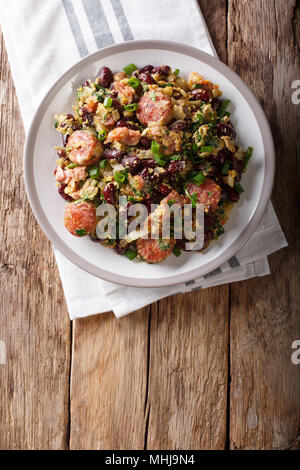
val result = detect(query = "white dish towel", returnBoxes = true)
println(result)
[0,0,287,319]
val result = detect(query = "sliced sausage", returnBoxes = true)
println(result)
[107,127,141,146]
[67,131,103,166]
[136,91,173,126]
[64,202,97,237]
[137,238,175,263]
[186,179,221,212]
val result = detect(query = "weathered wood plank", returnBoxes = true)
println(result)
[228,0,300,449]
[146,289,229,450]
[0,30,71,449]
[69,311,149,450]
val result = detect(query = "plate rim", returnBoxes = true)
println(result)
[24,39,275,287]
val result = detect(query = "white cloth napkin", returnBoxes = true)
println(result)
[0,0,287,319]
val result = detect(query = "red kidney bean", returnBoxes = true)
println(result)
[104,148,124,161]
[116,120,139,131]
[231,158,244,181]
[190,88,211,102]
[140,167,149,180]
[150,168,167,183]
[141,158,156,168]
[158,184,172,195]
[62,134,70,148]
[90,234,101,243]
[97,66,113,88]
[139,72,156,84]
[218,148,234,165]
[114,241,130,255]
[173,91,182,100]
[152,65,171,75]
[57,149,67,159]
[66,113,75,120]
[169,120,187,132]
[211,98,221,111]
[111,97,122,111]
[72,122,82,131]
[58,184,73,202]
[139,137,152,149]
[217,121,236,138]
[168,161,184,173]
[103,183,116,205]
[204,213,216,229]
[139,65,154,73]
[82,107,94,125]
[204,230,214,243]
[176,238,191,251]
[224,185,239,202]
[81,81,90,87]
[122,155,140,171]
[195,161,209,173]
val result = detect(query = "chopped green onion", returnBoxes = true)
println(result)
[167,199,175,207]
[218,100,231,118]
[170,154,182,161]
[216,224,225,236]
[153,155,167,167]
[200,146,213,153]
[151,140,167,167]
[103,96,112,108]
[159,82,175,88]
[235,183,244,195]
[123,63,138,76]
[89,165,100,179]
[220,99,231,111]
[99,159,108,169]
[184,187,198,208]
[124,103,138,112]
[174,68,180,76]
[124,247,137,260]
[191,171,206,185]
[158,239,171,251]
[243,146,253,172]
[54,121,58,128]
[151,140,161,154]
[66,163,78,169]
[142,82,148,92]
[97,129,107,141]
[173,246,182,257]
[95,84,106,92]
[150,92,157,101]
[76,228,87,237]
[128,76,141,89]
[114,171,126,185]
[222,162,231,175]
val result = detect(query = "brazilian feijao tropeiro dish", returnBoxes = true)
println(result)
[53,63,253,263]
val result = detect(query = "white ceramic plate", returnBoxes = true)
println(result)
[24,40,275,287]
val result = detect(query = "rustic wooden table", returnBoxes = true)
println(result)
[0,0,299,450]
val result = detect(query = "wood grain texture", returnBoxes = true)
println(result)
[70,311,149,450]
[0,31,71,450]
[228,0,300,450]
[146,290,229,450]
